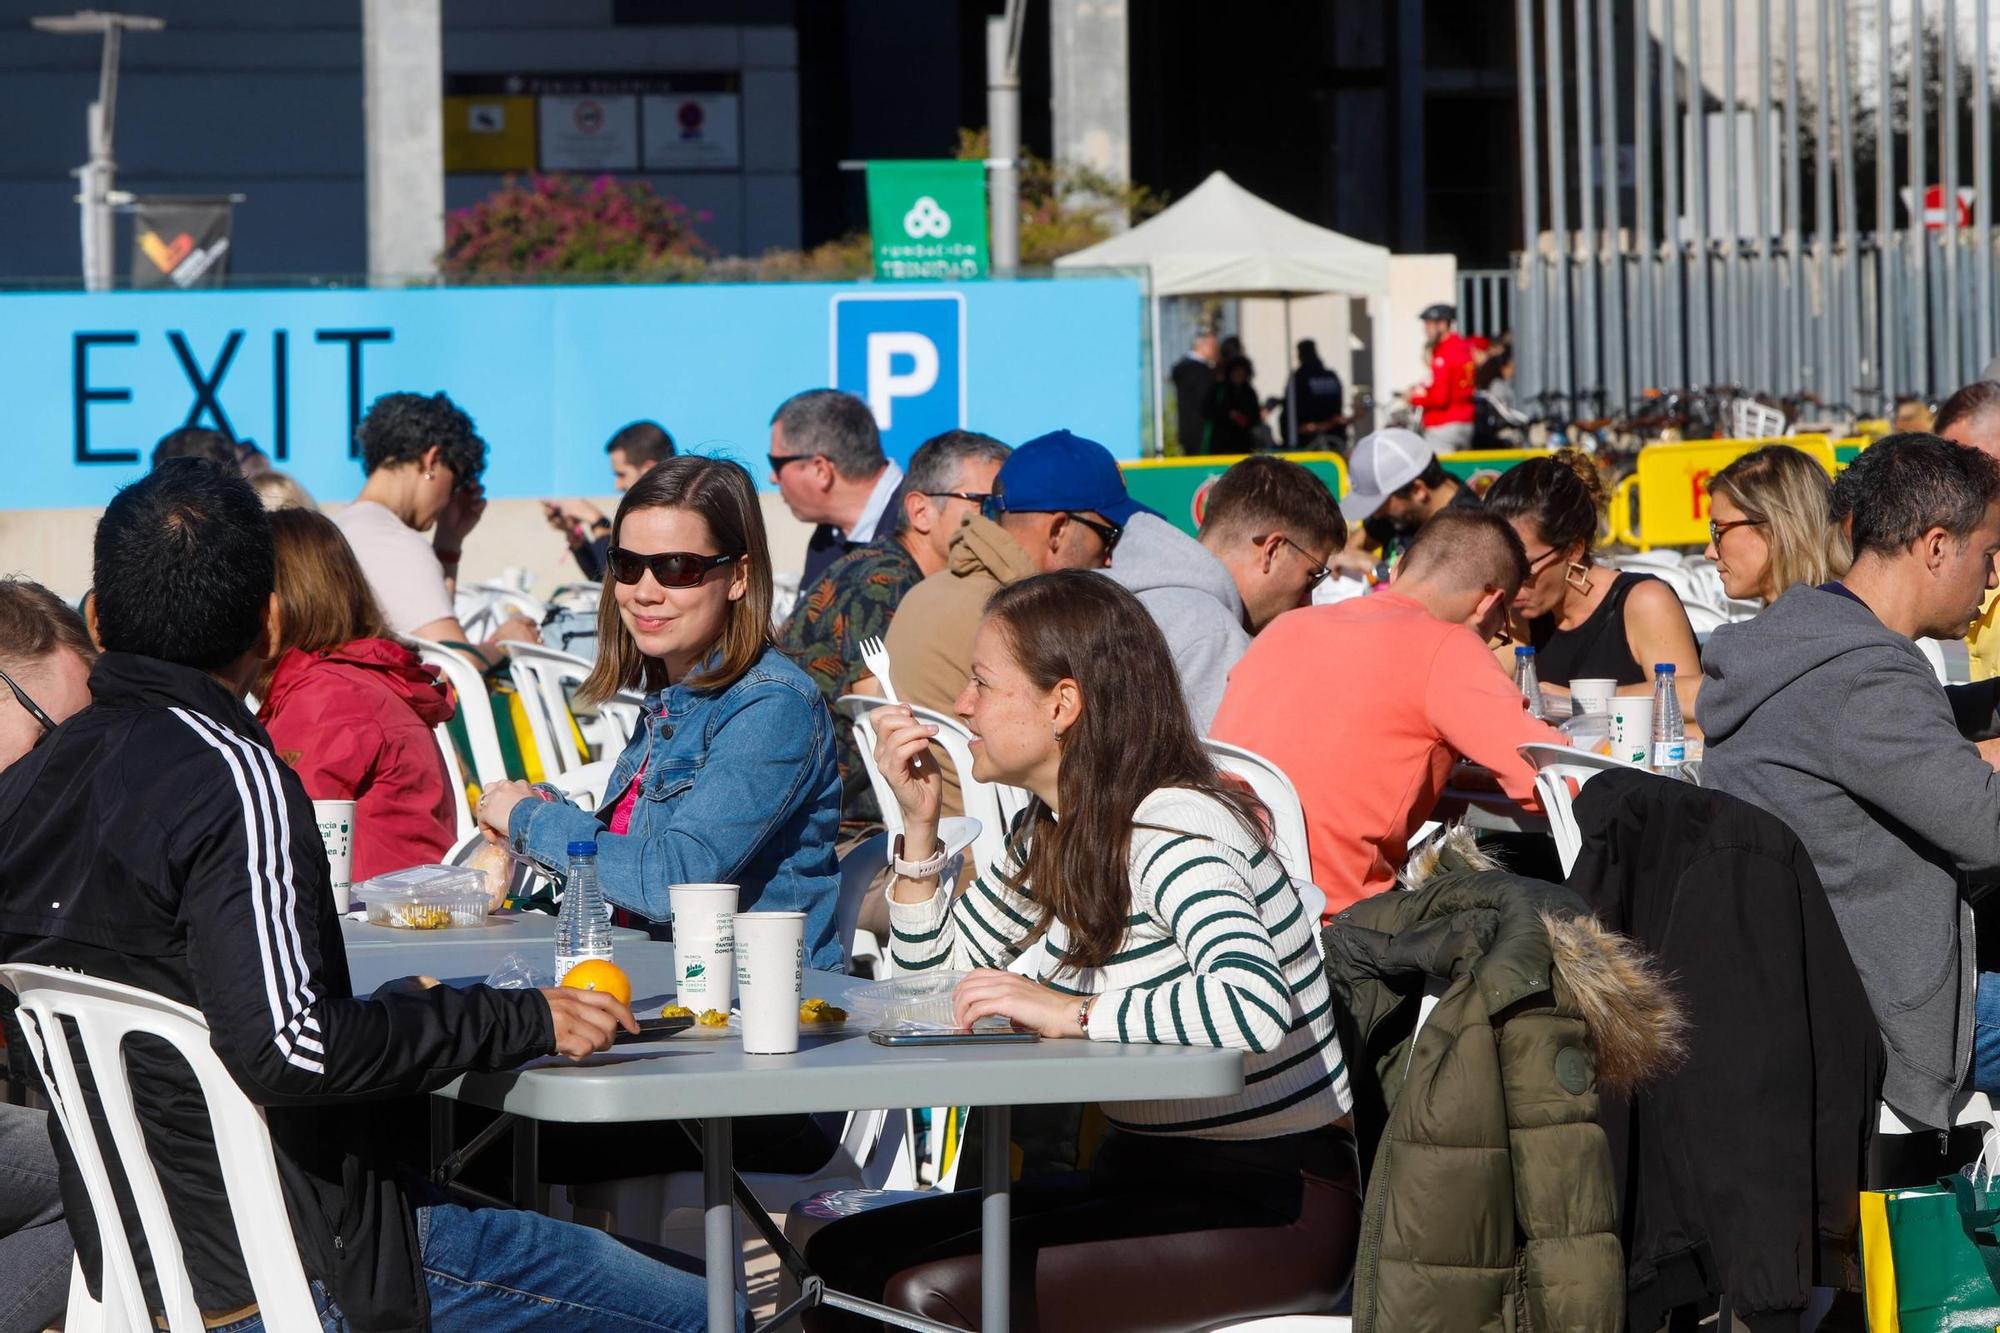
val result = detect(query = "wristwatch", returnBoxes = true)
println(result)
[891,834,948,880]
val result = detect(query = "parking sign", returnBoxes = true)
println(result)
[830,292,966,466]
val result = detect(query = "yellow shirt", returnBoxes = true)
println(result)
[1970,587,2000,681]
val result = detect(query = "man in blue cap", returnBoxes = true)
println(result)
[884,429,1142,823]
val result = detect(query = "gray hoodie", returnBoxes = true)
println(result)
[1702,583,2000,1128]
[1103,512,1251,729]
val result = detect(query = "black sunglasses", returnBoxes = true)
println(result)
[609,548,743,588]
[921,490,994,506]
[0,667,57,741]
[767,453,823,475]
[1063,512,1123,553]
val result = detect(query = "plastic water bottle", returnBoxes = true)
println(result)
[1650,663,1687,770]
[553,840,613,983]
[1515,646,1546,720]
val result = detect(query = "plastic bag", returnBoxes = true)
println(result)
[485,952,554,991]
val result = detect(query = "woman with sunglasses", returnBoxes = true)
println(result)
[476,454,844,969]
[804,572,1358,1331]
[1483,451,1702,718]
[1703,444,1844,606]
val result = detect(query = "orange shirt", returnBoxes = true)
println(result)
[1210,592,1563,916]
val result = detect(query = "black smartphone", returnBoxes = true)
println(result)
[868,1027,1040,1047]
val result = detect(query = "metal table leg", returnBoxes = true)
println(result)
[705,1117,736,1333]
[982,1104,1011,1332]
[511,1116,538,1210]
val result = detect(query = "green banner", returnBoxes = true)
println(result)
[866,160,989,282]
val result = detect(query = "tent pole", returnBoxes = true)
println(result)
[1284,296,1296,448]
[1150,284,1165,457]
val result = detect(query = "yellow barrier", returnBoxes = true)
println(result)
[1609,436,1836,551]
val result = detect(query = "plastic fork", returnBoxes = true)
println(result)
[859,635,898,704]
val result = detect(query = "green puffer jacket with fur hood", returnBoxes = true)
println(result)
[1321,834,1687,1333]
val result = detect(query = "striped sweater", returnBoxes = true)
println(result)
[889,787,1351,1139]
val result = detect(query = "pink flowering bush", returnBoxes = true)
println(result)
[440,173,711,278]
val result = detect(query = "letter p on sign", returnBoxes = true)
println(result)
[831,293,966,467]
[864,332,939,429]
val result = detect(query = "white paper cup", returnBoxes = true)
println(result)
[313,800,356,899]
[734,912,806,1055]
[1569,678,1617,717]
[669,883,740,945]
[675,934,735,1014]
[1609,696,1655,768]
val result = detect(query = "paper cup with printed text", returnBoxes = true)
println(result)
[313,800,357,902]
[1609,696,1654,768]
[669,883,739,945]
[675,934,735,1015]
[1569,678,1617,717]
[734,912,807,1054]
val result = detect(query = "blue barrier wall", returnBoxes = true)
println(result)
[0,277,1144,510]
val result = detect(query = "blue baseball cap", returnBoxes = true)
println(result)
[993,429,1152,525]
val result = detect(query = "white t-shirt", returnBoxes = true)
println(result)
[333,500,453,636]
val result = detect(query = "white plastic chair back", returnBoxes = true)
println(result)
[0,964,319,1333]
[1680,601,1729,635]
[409,637,508,790]
[1915,637,1952,684]
[502,643,588,778]
[549,758,617,811]
[436,719,476,841]
[836,695,1026,874]
[456,580,547,643]
[1202,739,1313,888]
[1518,741,1646,876]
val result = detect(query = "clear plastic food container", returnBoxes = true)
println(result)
[354,866,490,930]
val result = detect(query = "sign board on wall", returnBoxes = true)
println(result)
[444,73,741,175]
[0,278,1143,512]
[865,161,989,281]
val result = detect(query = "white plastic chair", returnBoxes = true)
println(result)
[0,964,320,1333]
[1915,637,1952,684]
[503,642,591,779]
[409,636,509,791]
[436,719,476,842]
[456,578,547,643]
[549,757,617,811]
[1517,741,1647,876]
[837,695,1029,876]
[1202,739,1313,888]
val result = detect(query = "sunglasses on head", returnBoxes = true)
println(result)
[608,548,743,587]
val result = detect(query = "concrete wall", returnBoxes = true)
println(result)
[0,3,800,283]
[0,494,815,610]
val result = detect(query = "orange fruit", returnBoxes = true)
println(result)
[559,959,632,1006]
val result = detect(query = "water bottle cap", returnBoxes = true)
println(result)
[567,841,598,857]
[1514,645,1534,657]
[1654,663,1676,675]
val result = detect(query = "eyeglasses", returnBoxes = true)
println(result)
[921,491,994,506]
[767,453,823,475]
[1523,546,1564,574]
[1278,536,1332,590]
[608,548,743,587]
[0,667,57,742]
[1708,517,1767,546]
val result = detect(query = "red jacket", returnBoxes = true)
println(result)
[259,639,458,883]
[1410,332,1478,426]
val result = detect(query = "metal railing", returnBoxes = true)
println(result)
[1514,0,2000,412]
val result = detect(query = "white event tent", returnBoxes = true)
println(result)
[1055,170,1393,449]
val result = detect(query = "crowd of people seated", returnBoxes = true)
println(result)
[12,372,2000,1331]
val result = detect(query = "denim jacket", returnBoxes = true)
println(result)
[508,643,844,971]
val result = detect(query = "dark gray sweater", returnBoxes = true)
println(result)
[1702,583,2000,1129]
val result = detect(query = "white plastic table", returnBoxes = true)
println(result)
[338,912,645,977]
[348,942,1244,1332]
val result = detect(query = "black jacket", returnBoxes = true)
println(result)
[1568,768,1883,1333]
[0,653,555,1330]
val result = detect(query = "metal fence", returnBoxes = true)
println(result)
[1514,0,2000,418]
[1458,270,1515,338]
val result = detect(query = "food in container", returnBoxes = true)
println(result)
[355,865,490,929]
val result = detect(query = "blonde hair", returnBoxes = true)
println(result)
[579,455,773,705]
[268,508,390,656]
[251,470,317,511]
[1708,445,1840,600]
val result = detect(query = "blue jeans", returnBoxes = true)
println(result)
[1975,973,2000,1094]
[0,1103,71,1333]
[223,1202,742,1333]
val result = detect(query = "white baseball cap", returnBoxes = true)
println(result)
[1340,428,1435,522]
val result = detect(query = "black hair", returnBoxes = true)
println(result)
[1482,450,1608,561]
[1835,432,2000,558]
[93,459,274,671]
[1394,457,1453,497]
[605,420,677,465]
[354,391,487,488]
[151,426,240,473]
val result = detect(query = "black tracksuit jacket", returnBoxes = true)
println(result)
[0,653,554,1330]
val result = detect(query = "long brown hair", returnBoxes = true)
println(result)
[982,571,1270,973]
[1482,448,1609,564]
[270,508,389,657]
[580,454,774,704]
